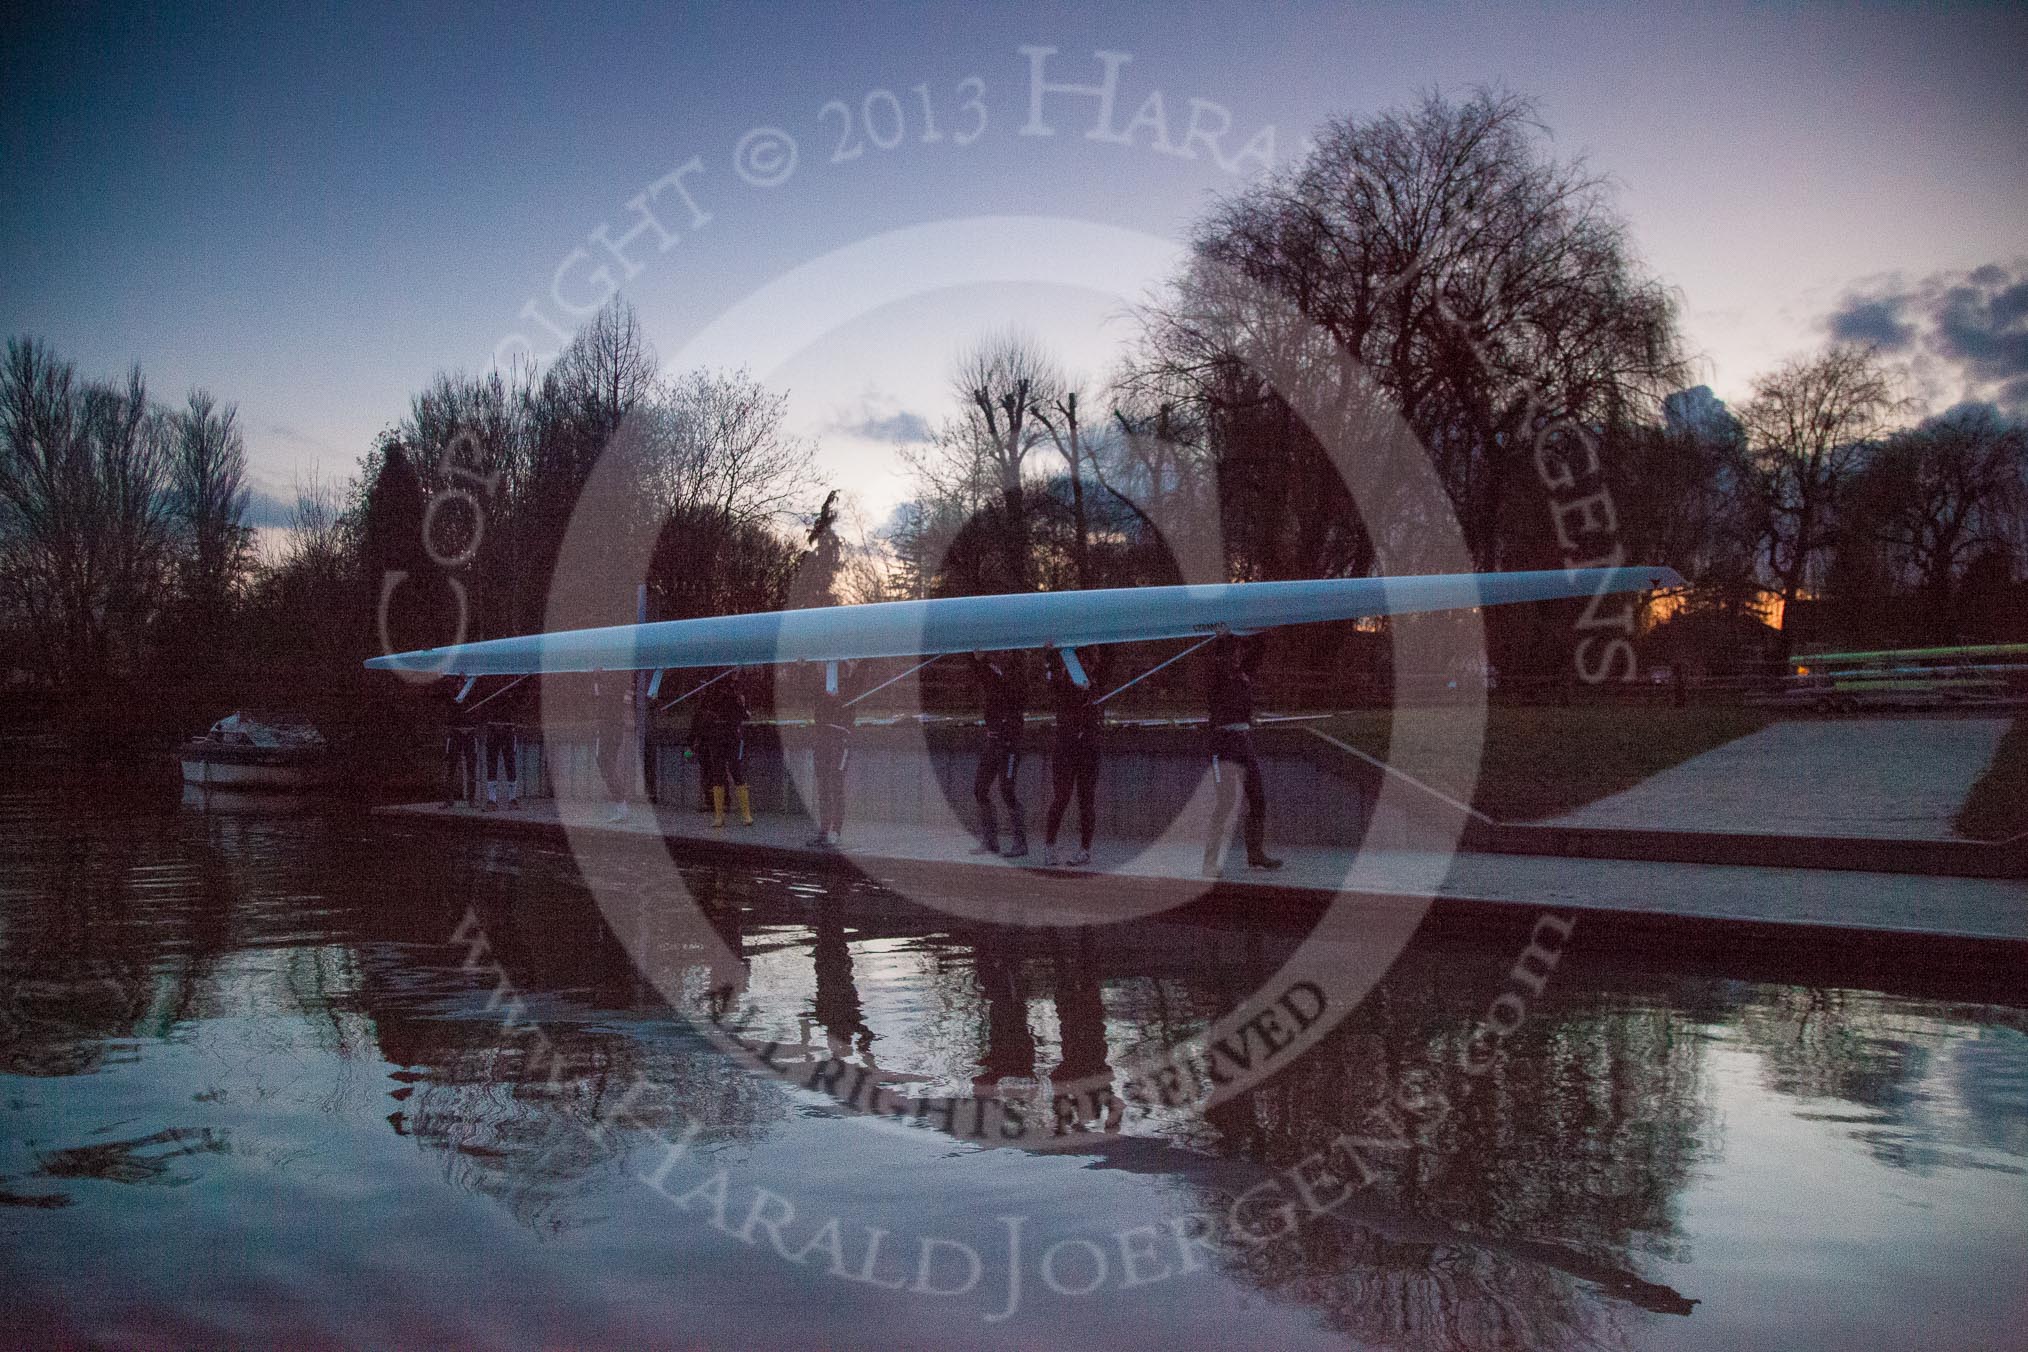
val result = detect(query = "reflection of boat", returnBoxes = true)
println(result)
[180,712,332,790]
[179,783,318,815]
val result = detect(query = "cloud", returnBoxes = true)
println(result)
[240,487,296,528]
[1823,260,2028,416]
[1826,297,1916,350]
[828,398,931,445]
[262,422,342,457]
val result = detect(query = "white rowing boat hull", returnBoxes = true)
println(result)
[364,567,1683,677]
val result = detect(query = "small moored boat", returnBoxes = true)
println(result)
[181,712,333,790]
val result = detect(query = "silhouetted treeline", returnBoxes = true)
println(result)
[0,301,827,751]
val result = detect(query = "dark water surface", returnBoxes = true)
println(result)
[3,764,2024,1350]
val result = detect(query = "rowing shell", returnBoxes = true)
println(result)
[362,566,1684,677]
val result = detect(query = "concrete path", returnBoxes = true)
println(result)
[1543,716,2012,840]
[377,798,2028,943]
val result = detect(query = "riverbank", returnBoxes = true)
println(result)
[372,799,2028,981]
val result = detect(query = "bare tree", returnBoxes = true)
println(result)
[1031,388,1094,587]
[927,330,1064,592]
[517,297,659,621]
[1738,344,1901,649]
[833,493,901,605]
[0,339,174,687]
[656,366,813,527]
[1855,402,2027,638]
[400,367,536,636]
[1148,89,1685,585]
[281,472,349,580]
[170,390,252,633]
[642,366,814,619]
[552,296,657,440]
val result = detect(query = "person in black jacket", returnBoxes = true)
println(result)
[967,651,1028,858]
[1042,647,1103,867]
[689,674,753,828]
[807,662,855,847]
[1203,630,1283,873]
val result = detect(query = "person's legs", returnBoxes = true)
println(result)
[1204,742,1238,873]
[730,734,752,824]
[814,742,846,842]
[1046,762,1078,847]
[441,732,460,806]
[1233,736,1279,868]
[810,761,835,844]
[597,727,629,820]
[1044,751,1075,855]
[700,744,728,826]
[1242,757,1267,854]
[972,746,1001,850]
[459,732,478,805]
[814,762,835,837]
[826,745,848,836]
[501,731,519,804]
[1075,749,1098,855]
[996,745,1027,857]
[484,730,513,807]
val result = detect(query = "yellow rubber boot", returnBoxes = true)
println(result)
[711,786,726,828]
[735,785,753,826]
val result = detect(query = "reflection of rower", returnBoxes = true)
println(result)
[787,916,939,1092]
[809,911,872,1058]
[1049,931,1112,1085]
[1046,930,1118,1132]
[693,871,748,1019]
[971,935,1037,1090]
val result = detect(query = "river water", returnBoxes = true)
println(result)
[2,761,2024,1349]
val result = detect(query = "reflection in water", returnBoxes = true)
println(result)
[38,1127,232,1186]
[1,765,2023,1349]
[972,939,1039,1090]
[1050,932,1113,1089]
[810,912,871,1057]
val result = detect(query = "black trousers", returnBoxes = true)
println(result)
[814,733,849,833]
[699,733,747,793]
[484,726,515,783]
[442,728,476,802]
[973,736,1023,841]
[1045,741,1098,849]
[596,720,631,801]
[1207,728,1268,859]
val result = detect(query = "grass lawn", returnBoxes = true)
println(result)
[1314,704,1774,823]
[1955,717,2027,842]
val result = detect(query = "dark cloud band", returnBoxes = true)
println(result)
[1825,260,2028,415]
